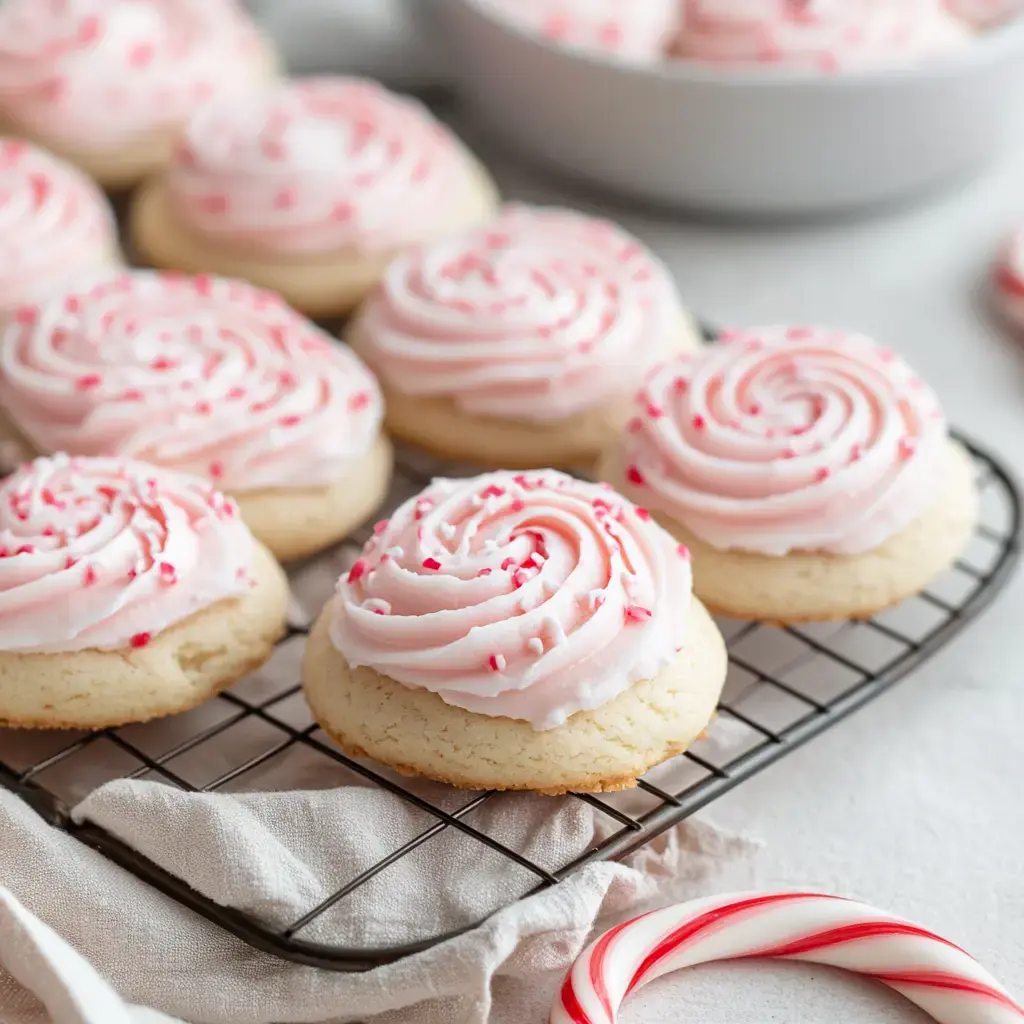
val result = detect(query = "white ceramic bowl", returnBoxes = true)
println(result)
[438,0,1024,216]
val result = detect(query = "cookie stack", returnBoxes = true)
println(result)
[0,0,979,796]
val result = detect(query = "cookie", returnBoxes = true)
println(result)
[0,0,276,191]
[945,0,1024,27]
[993,229,1024,331]
[348,204,702,469]
[0,454,289,730]
[302,469,727,794]
[0,271,393,562]
[671,0,971,69]
[130,77,499,318]
[599,326,978,622]
[479,0,679,63]
[0,138,122,322]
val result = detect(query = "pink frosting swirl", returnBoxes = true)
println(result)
[0,271,383,492]
[480,0,678,62]
[354,205,687,421]
[0,138,117,318]
[674,0,970,69]
[945,0,1023,26]
[329,470,693,730]
[619,326,948,556]
[167,77,482,256]
[0,0,267,151]
[0,454,252,653]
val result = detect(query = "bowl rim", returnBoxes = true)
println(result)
[453,0,1024,88]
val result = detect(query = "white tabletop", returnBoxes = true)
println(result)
[246,5,1024,1018]
[473,134,1024,1023]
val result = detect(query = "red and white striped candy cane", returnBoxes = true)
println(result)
[552,891,1024,1024]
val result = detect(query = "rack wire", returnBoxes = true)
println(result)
[0,427,1019,971]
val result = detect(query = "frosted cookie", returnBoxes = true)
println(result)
[0,138,121,323]
[348,204,702,469]
[0,454,289,730]
[0,0,276,190]
[945,0,1024,27]
[671,0,971,70]
[131,77,499,318]
[303,469,727,794]
[0,271,392,562]
[599,326,978,622]
[479,0,678,63]
[993,230,1024,331]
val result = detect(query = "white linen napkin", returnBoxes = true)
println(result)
[0,775,759,1024]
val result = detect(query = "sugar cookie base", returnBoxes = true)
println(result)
[0,541,289,731]
[0,40,279,192]
[347,317,703,470]
[599,440,978,623]
[233,434,394,563]
[129,158,500,317]
[302,598,727,794]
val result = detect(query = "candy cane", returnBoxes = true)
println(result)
[551,891,1024,1024]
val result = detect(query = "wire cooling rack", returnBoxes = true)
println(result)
[0,427,1019,971]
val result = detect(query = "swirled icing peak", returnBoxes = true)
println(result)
[0,454,253,653]
[329,470,693,730]
[0,0,267,151]
[673,0,970,69]
[0,271,383,492]
[480,0,679,62]
[167,77,483,255]
[0,138,117,319]
[353,204,687,421]
[619,326,948,556]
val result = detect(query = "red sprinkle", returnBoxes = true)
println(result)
[150,356,176,372]
[509,499,526,513]
[75,373,102,391]
[347,558,370,583]
[626,417,643,434]
[194,401,213,416]
[14,305,37,325]
[749,403,761,416]
[373,519,389,536]
[815,467,831,482]
[625,465,645,487]
[130,632,152,649]
[64,555,77,570]
[692,414,706,430]
[422,557,442,571]
[635,507,651,522]
[488,654,506,672]
[783,448,798,459]
[625,605,653,623]
[120,388,144,401]
[501,557,516,571]
[644,400,665,419]
[349,391,372,412]
[899,437,916,459]
[850,444,862,463]
[278,415,301,428]
[127,41,155,67]
[481,484,507,499]
[226,386,246,400]
[209,460,225,480]
[159,561,177,583]
[477,568,493,577]
[677,544,690,559]
[83,565,98,586]
[14,544,34,555]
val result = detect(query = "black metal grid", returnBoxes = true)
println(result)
[0,430,1019,971]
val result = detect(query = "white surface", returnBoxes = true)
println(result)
[465,115,1024,1022]
[440,0,1024,215]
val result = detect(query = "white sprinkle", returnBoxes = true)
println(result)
[386,546,404,558]
[519,593,540,613]
[492,653,507,671]
[471,495,484,508]
[483,539,499,552]
[366,571,377,585]
[363,598,391,614]
[530,552,547,564]
[439,522,456,539]
[588,589,606,610]
[543,615,567,646]
[527,638,545,656]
